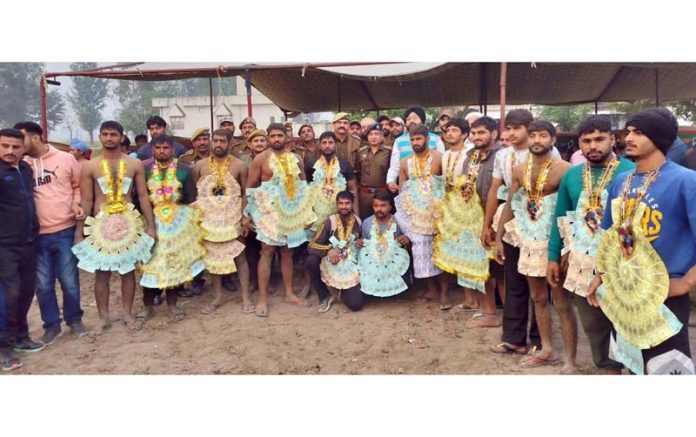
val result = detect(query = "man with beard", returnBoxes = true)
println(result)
[433,117,503,323]
[495,119,578,373]
[230,117,257,164]
[356,192,411,303]
[587,108,696,375]
[547,115,634,374]
[73,121,156,334]
[377,115,393,147]
[192,129,252,315]
[306,131,359,230]
[306,191,362,312]
[294,124,321,164]
[332,113,362,175]
[386,106,444,194]
[219,116,242,147]
[0,128,43,371]
[389,117,405,142]
[349,120,362,138]
[180,128,211,167]
[138,135,204,322]
[245,123,317,317]
[394,124,446,306]
[356,124,392,220]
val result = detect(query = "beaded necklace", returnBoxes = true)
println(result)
[210,156,232,197]
[150,159,178,222]
[522,156,553,221]
[101,159,126,214]
[274,152,296,199]
[335,214,356,261]
[412,152,432,194]
[460,149,485,201]
[320,156,338,197]
[616,166,661,258]
[581,156,619,234]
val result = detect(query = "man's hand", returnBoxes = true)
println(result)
[146,226,158,242]
[387,182,399,194]
[547,261,561,288]
[355,239,364,249]
[494,239,505,265]
[328,249,340,265]
[481,226,493,249]
[72,205,85,220]
[396,234,410,248]
[560,252,569,273]
[586,274,603,307]
[668,277,693,298]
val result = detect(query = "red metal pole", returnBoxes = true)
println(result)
[245,69,253,117]
[499,63,507,132]
[40,74,48,142]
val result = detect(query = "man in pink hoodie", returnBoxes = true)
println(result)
[14,122,87,344]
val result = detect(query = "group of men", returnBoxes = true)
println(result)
[1,104,695,376]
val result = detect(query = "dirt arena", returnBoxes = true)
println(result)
[6,270,696,375]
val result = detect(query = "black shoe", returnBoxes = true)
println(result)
[41,326,63,346]
[14,338,45,354]
[1,349,23,372]
[222,275,237,293]
[68,321,88,337]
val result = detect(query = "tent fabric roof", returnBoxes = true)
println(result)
[45,62,696,113]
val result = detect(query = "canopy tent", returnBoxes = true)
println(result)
[41,61,696,138]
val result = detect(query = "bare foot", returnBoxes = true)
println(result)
[89,320,112,336]
[201,299,221,315]
[417,291,438,303]
[135,308,154,322]
[255,302,269,317]
[519,351,560,368]
[242,303,256,314]
[285,295,311,308]
[296,285,311,300]
[123,318,142,332]
[558,363,579,375]
[465,313,501,328]
[456,303,479,311]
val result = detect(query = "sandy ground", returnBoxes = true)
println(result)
[6,269,696,375]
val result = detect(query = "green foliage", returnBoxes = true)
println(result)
[0,63,65,131]
[68,62,109,143]
[537,104,594,132]
[669,100,696,124]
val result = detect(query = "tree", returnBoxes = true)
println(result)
[537,104,594,132]
[670,100,696,124]
[114,80,181,136]
[68,62,109,143]
[0,62,65,131]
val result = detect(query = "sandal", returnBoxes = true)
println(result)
[242,303,256,314]
[519,353,560,368]
[124,319,143,332]
[489,342,528,355]
[169,307,186,322]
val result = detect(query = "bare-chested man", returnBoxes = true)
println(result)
[495,119,578,373]
[394,124,447,306]
[245,123,317,317]
[72,121,156,334]
[192,129,252,315]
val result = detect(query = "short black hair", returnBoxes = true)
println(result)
[470,116,498,133]
[267,123,287,135]
[528,119,556,137]
[0,128,25,140]
[336,190,354,203]
[151,134,173,147]
[373,191,393,203]
[445,118,470,135]
[576,115,612,137]
[13,121,43,136]
[146,115,167,129]
[121,135,131,147]
[377,115,390,123]
[319,131,337,142]
[100,121,124,135]
[134,134,148,143]
[350,121,361,127]
[504,109,534,128]
[212,129,232,142]
[408,124,429,138]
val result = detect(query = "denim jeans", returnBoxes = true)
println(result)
[36,226,83,329]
